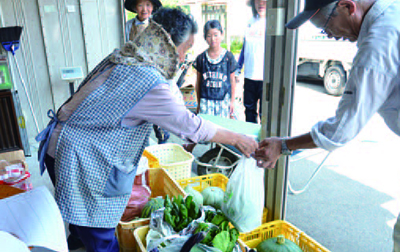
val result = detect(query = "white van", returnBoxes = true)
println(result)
[296,23,358,96]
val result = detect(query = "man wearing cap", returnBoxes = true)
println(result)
[254,0,400,250]
[124,0,162,42]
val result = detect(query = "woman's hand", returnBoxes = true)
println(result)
[210,129,257,158]
[233,134,258,158]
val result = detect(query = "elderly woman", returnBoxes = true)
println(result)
[36,8,257,252]
[124,0,162,42]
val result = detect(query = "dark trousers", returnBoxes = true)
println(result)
[243,78,263,123]
[69,224,119,252]
[44,154,119,252]
[44,154,56,185]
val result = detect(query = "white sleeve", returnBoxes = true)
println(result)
[311,66,395,151]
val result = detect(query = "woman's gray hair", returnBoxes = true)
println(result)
[152,8,198,47]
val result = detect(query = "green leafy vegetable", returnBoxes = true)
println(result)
[163,195,201,232]
[212,230,230,252]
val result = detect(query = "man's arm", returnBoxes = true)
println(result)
[254,133,317,169]
[255,66,394,169]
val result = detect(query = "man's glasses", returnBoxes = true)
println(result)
[321,2,338,35]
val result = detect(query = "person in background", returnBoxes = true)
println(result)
[36,8,258,252]
[125,0,170,144]
[183,20,237,153]
[236,0,267,123]
[124,0,162,42]
[253,0,400,250]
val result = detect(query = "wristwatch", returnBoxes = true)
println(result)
[281,139,292,156]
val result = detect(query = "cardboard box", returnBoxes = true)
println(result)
[180,84,197,110]
[0,150,27,171]
[0,184,24,199]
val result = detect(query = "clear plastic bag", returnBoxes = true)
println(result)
[147,206,242,252]
[147,227,242,252]
[147,207,206,251]
[0,161,32,191]
[222,156,265,233]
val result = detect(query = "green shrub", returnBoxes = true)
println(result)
[221,43,228,50]
[230,39,243,54]
[221,39,243,54]
[127,12,136,20]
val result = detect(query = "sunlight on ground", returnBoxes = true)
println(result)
[292,83,400,233]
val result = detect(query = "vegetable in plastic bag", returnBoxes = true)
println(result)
[221,156,265,233]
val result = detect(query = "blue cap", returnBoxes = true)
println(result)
[285,0,337,29]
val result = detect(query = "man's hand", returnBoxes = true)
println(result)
[254,137,282,169]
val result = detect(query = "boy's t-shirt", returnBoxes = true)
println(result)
[193,50,237,101]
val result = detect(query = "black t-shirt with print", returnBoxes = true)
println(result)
[193,50,237,101]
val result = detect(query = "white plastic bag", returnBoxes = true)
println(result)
[222,156,265,233]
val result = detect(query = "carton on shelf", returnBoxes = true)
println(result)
[0,150,27,171]
[180,84,197,111]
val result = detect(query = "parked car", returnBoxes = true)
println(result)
[296,23,358,96]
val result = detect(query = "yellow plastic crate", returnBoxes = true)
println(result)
[116,168,186,252]
[239,220,330,252]
[145,143,194,180]
[177,172,229,191]
[177,173,268,224]
[134,225,248,252]
[142,149,159,168]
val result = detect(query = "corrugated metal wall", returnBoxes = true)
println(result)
[1,0,54,140]
[0,0,124,139]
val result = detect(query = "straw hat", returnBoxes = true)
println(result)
[124,0,162,13]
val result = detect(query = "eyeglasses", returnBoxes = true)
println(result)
[321,2,338,35]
